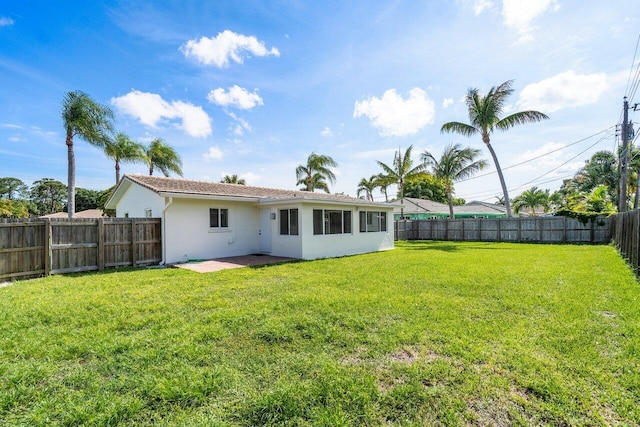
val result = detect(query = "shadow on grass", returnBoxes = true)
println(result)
[398,240,509,252]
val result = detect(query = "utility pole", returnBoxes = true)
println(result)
[620,97,629,212]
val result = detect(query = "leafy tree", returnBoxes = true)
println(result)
[145,138,183,177]
[104,132,146,184]
[75,188,100,212]
[0,177,28,200]
[30,178,67,215]
[97,185,116,217]
[421,143,488,218]
[512,186,550,216]
[357,175,378,201]
[377,146,426,216]
[441,80,549,217]
[62,91,114,218]
[296,152,338,193]
[221,174,246,185]
[0,199,30,218]
[403,172,448,203]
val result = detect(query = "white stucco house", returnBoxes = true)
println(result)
[105,175,395,264]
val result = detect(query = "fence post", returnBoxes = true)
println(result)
[563,216,567,243]
[131,219,137,267]
[497,218,501,242]
[97,218,104,271]
[44,218,51,276]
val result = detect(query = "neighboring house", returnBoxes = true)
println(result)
[394,198,507,220]
[105,175,395,264]
[40,209,105,218]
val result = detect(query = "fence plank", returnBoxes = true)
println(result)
[395,216,611,245]
[0,217,161,281]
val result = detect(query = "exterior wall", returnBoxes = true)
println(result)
[115,184,165,219]
[299,203,394,260]
[262,205,304,259]
[164,198,259,264]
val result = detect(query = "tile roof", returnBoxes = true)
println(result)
[40,209,105,218]
[124,174,385,204]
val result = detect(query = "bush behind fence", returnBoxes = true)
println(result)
[0,217,162,281]
[394,216,611,244]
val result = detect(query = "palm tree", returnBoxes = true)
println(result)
[441,80,549,217]
[295,152,338,193]
[512,186,550,216]
[377,145,425,217]
[357,175,378,201]
[104,132,146,184]
[221,174,246,185]
[144,138,183,177]
[376,173,392,202]
[421,143,487,219]
[62,91,114,218]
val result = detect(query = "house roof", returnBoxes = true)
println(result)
[40,209,104,218]
[394,197,449,214]
[393,197,507,216]
[106,175,395,208]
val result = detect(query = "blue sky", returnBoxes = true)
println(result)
[1,0,639,203]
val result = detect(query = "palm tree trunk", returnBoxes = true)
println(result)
[66,131,75,219]
[115,160,121,184]
[484,138,512,217]
[446,182,454,219]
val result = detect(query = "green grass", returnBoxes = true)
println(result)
[1,241,639,426]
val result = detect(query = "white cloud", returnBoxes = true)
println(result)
[226,112,251,137]
[471,0,494,15]
[204,146,224,161]
[207,85,263,110]
[111,90,212,138]
[9,135,25,142]
[517,71,609,113]
[0,17,14,26]
[442,98,454,108]
[0,123,22,129]
[181,30,280,68]
[353,88,435,137]
[502,0,559,43]
[321,127,333,138]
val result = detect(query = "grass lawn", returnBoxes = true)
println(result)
[1,241,639,426]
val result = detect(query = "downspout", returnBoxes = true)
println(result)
[160,196,173,265]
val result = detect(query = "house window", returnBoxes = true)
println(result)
[359,211,387,232]
[145,209,152,218]
[279,209,299,235]
[124,212,129,218]
[313,209,352,235]
[209,208,229,228]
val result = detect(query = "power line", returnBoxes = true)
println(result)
[456,126,615,184]
[457,130,613,199]
[625,32,640,98]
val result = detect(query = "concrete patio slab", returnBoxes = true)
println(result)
[173,254,296,273]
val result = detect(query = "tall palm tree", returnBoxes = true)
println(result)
[357,175,378,201]
[377,145,426,217]
[421,143,487,219]
[62,91,114,218]
[221,174,246,185]
[441,80,549,217]
[144,138,183,177]
[295,152,338,193]
[512,186,550,216]
[104,132,146,184]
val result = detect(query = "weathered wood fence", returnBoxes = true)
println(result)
[394,216,611,244]
[0,218,162,281]
[611,210,640,276]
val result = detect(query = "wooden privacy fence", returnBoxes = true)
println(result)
[0,218,162,281]
[394,216,611,244]
[611,210,640,276]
